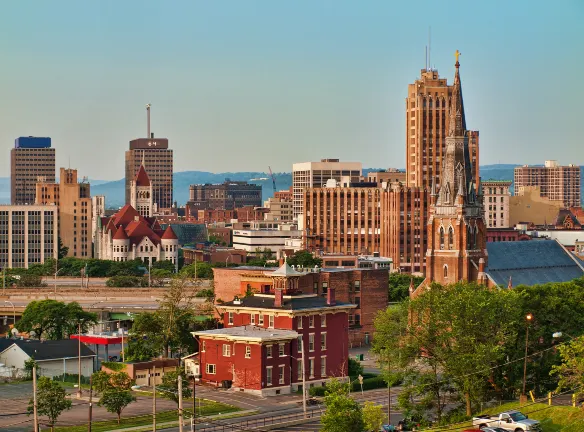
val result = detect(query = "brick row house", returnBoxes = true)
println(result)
[193,263,356,396]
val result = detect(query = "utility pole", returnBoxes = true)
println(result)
[387,352,391,427]
[178,374,184,432]
[78,322,82,398]
[152,366,157,432]
[88,375,93,432]
[148,259,152,288]
[33,365,39,432]
[2,267,5,294]
[301,336,307,418]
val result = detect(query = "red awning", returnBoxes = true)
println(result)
[71,334,123,345]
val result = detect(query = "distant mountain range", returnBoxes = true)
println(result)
[0,164,582,208]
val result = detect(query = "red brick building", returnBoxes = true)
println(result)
[193,263,355,396]
[183,246,246,266]
[213,265,387,346]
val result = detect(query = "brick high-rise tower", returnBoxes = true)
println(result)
[405,67,479,190]
[424,54,487,286]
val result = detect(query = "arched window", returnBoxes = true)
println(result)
[448,226,454,250]
[443,265,448,279]
[439,227,445,250]
[474,226,479,249]
[467,225,472,249]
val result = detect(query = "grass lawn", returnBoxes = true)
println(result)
[53,399,239,432]
[449,401,584,432]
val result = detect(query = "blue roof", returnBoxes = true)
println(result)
[486,240,584,287]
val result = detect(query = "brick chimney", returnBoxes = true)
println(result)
[327,286,336,306]
[274,288,284,308]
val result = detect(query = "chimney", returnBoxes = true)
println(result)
[327,286,336,306]
[274,288,283,308]
[278,257,285,266]
[478,258,485,273]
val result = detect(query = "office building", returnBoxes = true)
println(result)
[514,161,581,208]
[91,195,106,251]
[10,137,56,205]
[125,137,173,210]
[483,180,512,228]
[232,222,302,258]
[36,168,92,258]
[264,195,294,223]
[187,180,262,214]
[292,159,362,219]
[366,169,406,186]
[405,68,479,190]
[0,205,58,269]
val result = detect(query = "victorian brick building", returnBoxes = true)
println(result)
[193,263,355,396]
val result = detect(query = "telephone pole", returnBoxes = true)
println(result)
[33,365,39,432]
[178,374,184,432]
[78,322,82,398]
[88,375,93,432]
[301,336,307,418]
[152,366,157,432]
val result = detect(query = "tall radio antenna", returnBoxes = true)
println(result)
[428,26,431,71]
[146,104,151,138]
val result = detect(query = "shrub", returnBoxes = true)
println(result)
[17,274,46,287]
[351,376,389,392]
[101,362,126,372]
[309,386,327,397]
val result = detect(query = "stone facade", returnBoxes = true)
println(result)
[483,180,511,228]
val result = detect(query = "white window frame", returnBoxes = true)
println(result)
[321,314,326,327]
[266,366,273,386]
[222,344,231,357]
[321,332,327,351]
[279,343,285,357]
[309,358,314,379]
[259,314,264,325]
[297,336,303,353]
[279,365,285,384]
[269,314,275,328]
[297,316,303,329]
[201,341,206,352]
[309,315,315,328]
[309,334,315,352]
[251,314,256,325]
[228,312,234,325]
[206,364,216,374]
[267,344,273,358]
[321,356,326,377]
[245,345,251,359]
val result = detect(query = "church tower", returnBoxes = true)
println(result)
[130,164,154,217]
[424,52,487,286]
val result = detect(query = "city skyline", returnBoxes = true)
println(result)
[1,0,583,180]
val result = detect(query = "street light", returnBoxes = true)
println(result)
[552,332,575,340]
[54,268,65,300]
[522,313,533,401]
[3,300,16,328]
[225,254,232,267]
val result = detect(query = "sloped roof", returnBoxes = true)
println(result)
[125,220,161,246]
[486,240,584,287]
[113,225,129,240]
[220,294,356,311]
[161,226,178,240]
[554,209,582,228]
[0,339,95,361]
[135,165,150,187]
[269,262,303,277]
[111,205,148,227]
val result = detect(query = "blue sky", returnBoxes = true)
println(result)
[0,0,583,180]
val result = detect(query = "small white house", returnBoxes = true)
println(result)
[0,339,95,379]
[182,352,200,381]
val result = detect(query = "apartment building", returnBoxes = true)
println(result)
[292,159,362,219]
[10,137,56,205]
[187,180,262,213]
[483,180,512,228]
[264,196,293,223]
[0,205,58,269]
[514,161,581,208]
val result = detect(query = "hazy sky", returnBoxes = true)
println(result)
[1,0,583,180]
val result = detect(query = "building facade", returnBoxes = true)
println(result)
[232,222,302,258]
[483,180,512,228]
[187,181,262,212]
[514,161,581,208]
[405,68,479,191]
[91,195,106,250]
[130,165,155,217]
[36,168,93,258]
[366,169,406,186]
[264,196,294,223]
[125,137,173,210]
[509,186,564,227]
[11,137,56,205]
[0,205,58,269]
[292,159,362,219]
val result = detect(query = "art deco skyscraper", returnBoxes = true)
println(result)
[11,137,56,205]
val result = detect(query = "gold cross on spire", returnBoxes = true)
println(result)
[455,50,461,63]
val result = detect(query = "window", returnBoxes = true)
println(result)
[201,341,206,352]
[267,345,273,358]
[259,314,264,325]
[269,315,274,328]
[222,344,231,357]
[251,314,256,325]
[313,282,318,294]
[321,314,326,327]
[279,365,285,384]
[266,367,273,386]
[206,364,216,374]
[228,312,233,325]
[321,357,326,377]
[297,336,303,353]
[355,296,360,308]
[309,359,314,378]
[297,360,302,379]
[448,226,454,250]
[354,280,360,292]
[279,343,285,356]
[321,333,327,350]
[443,265,448,278]
[309,315,315,328]
[355,314,361,326]
[439,226,445,250]
[309,334,315,352]
[297,316,303,329]
[322,282,328,295]
[245,346,251,358]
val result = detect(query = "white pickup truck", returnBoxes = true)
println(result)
[473,410,542,432]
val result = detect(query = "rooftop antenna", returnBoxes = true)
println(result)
[428,26,431,71]
[146,104,151,138]
[425,45,428,71]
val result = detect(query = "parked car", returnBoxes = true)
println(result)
[473,410,541,431]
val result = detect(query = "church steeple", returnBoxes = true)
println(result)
[448,50,467,137]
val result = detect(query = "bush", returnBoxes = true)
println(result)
[106,276,147,288]
[101,362,126,372]
[351,376,388,392]
[309,386,327,397]
[17,274,46,287]
[348,358,364,379]
[52,373,91,385]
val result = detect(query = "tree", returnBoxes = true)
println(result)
[348,358,364,379]
[321,379,364,432]
[180,262,214,279]
[28,376,72,432]
[362,401,386,432]
[58,237,69,259]
[286,250,322,268]
[98,389,136,424]
[551,336,584,404]
[388,273,424,302]
[152,259,176,273]
[18,300,97,340]
[159,369,192,406]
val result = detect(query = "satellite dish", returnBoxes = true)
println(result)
[11,328,19,336]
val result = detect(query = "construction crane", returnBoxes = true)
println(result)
[268,166,277,195]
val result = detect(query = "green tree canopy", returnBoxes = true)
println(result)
[388,273,424,302]
[362,401,386,432]
[98,390,136,424]
[551,336,584,403]
[321,379,364,432]
[286,250,322,268]
[159,369,192,406]
[28,376,72,431]
[18,300,97,340]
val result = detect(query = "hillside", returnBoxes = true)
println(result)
[1,165,582,209]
